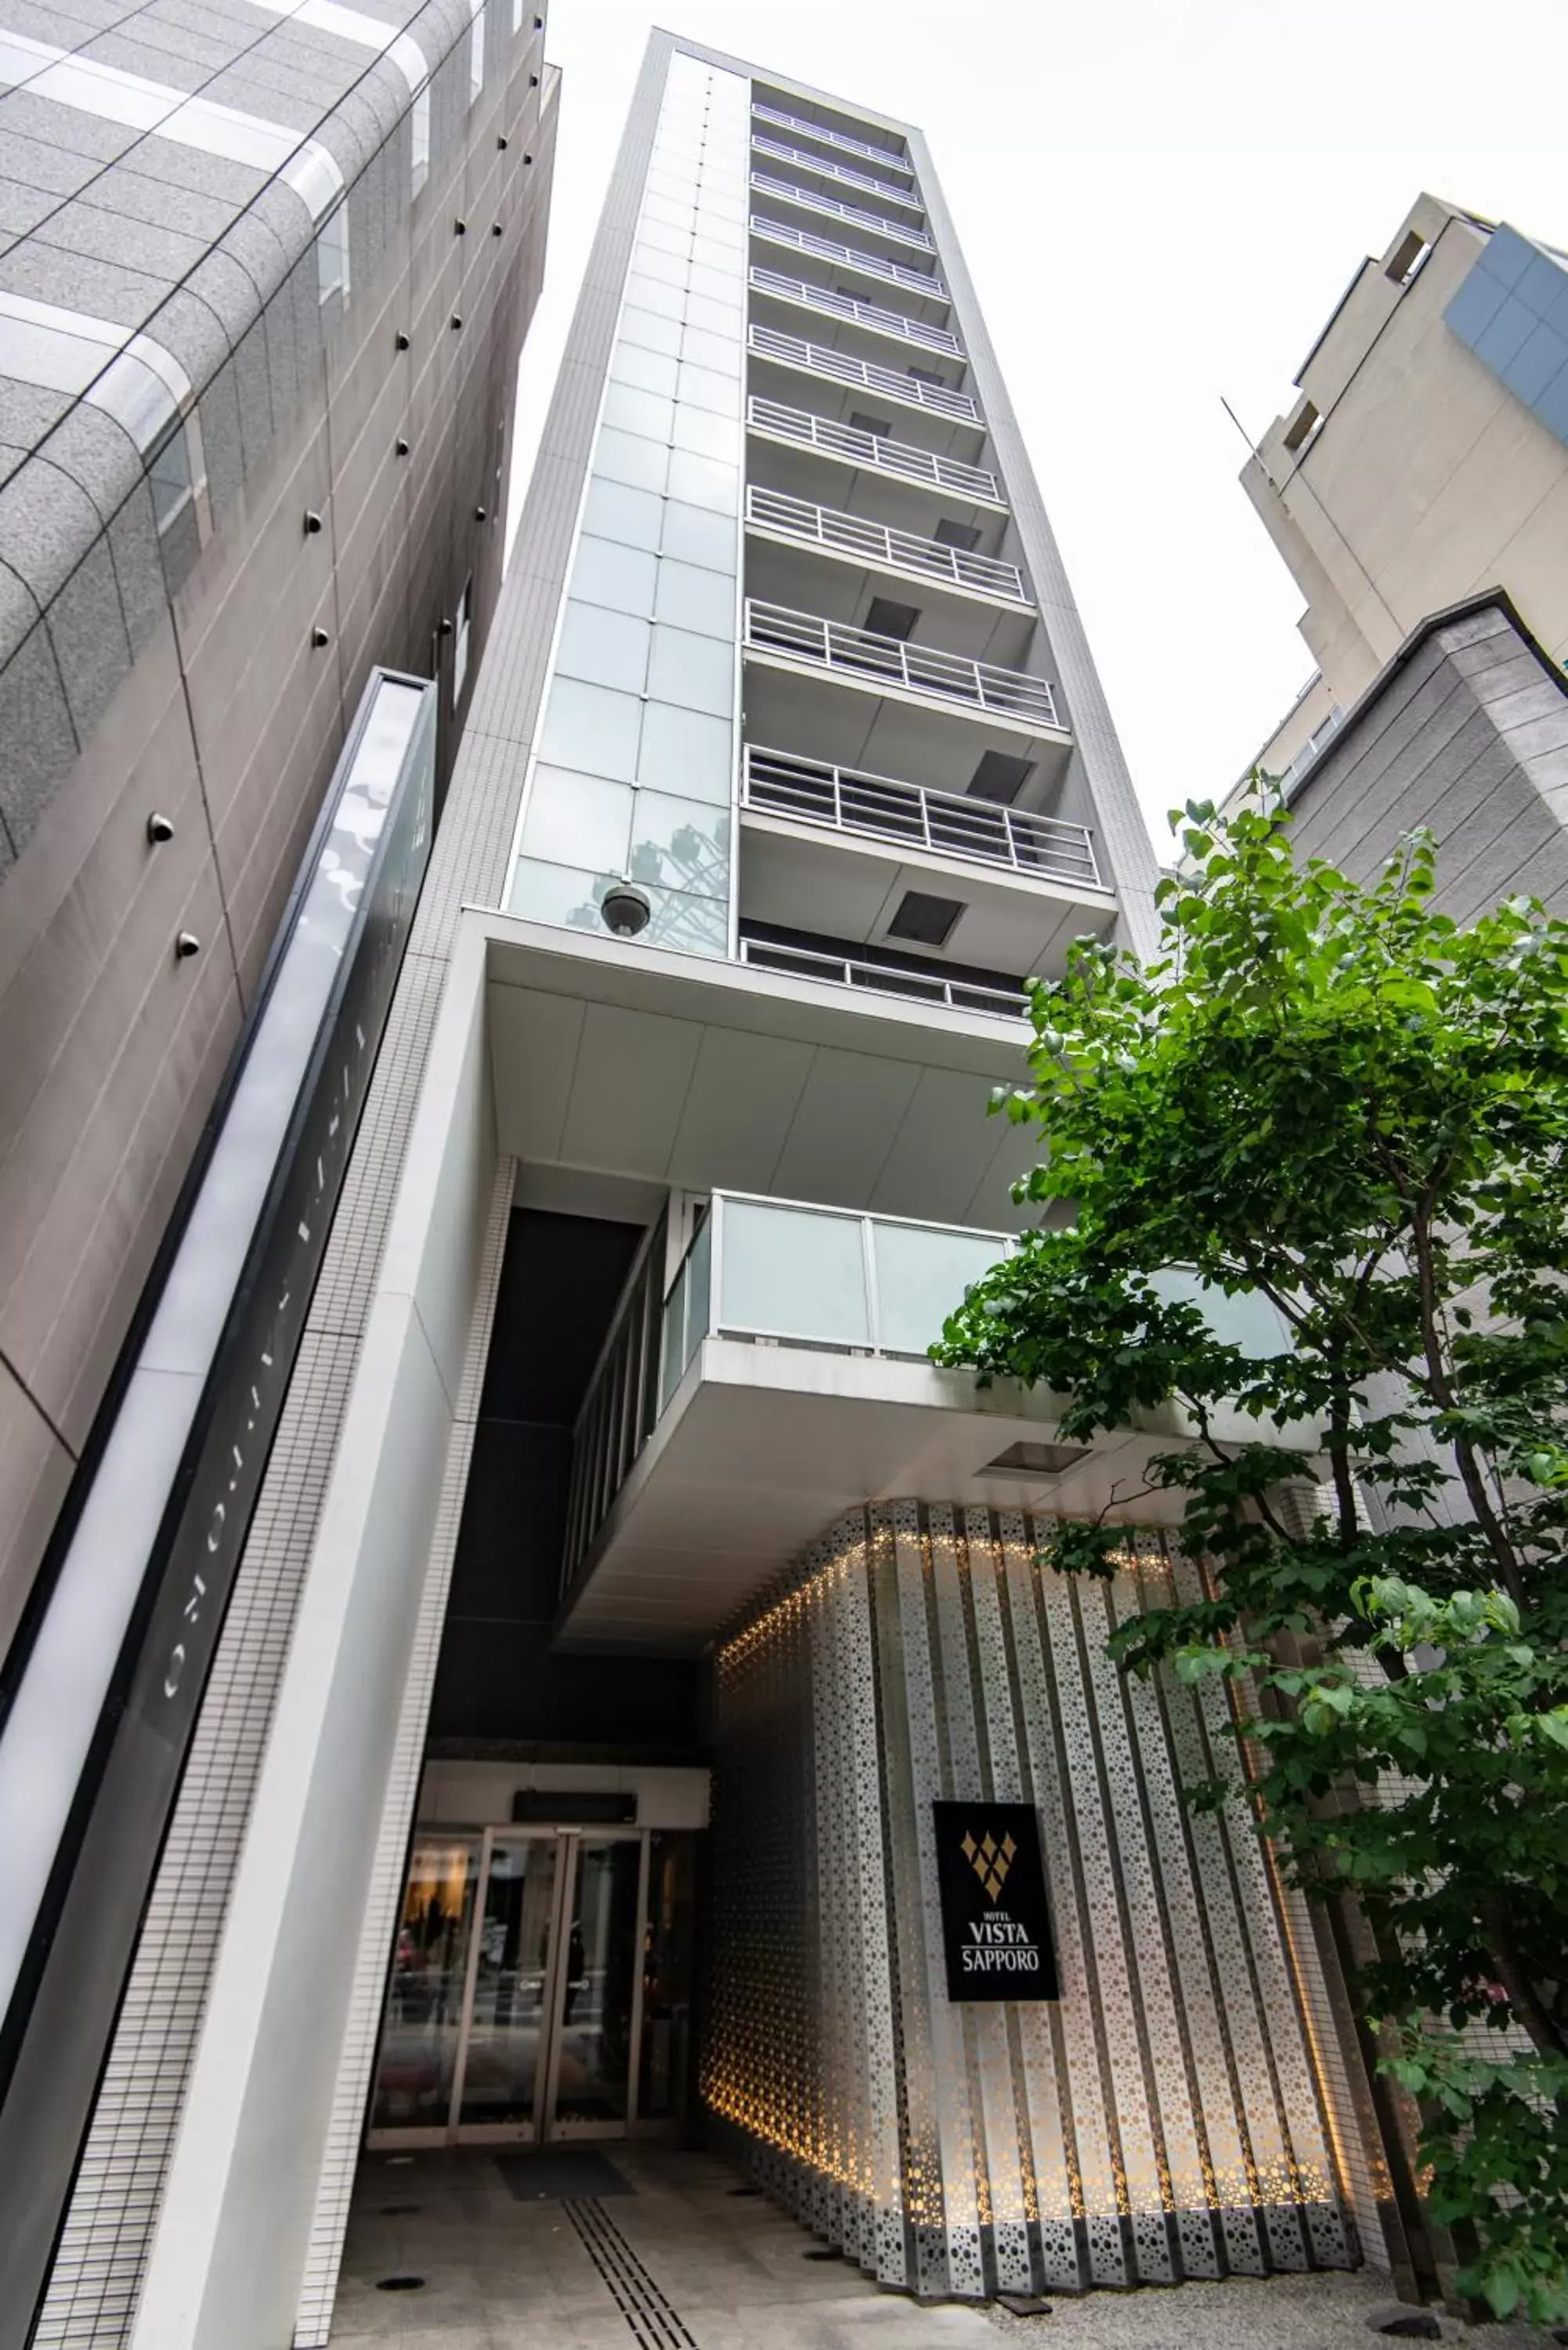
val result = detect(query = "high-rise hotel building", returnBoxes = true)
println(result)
[2,30,1406,2349]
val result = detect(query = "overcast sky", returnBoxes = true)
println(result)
[507,0,1565,851]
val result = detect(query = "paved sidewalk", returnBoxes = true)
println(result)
[331,2145,1558,2350]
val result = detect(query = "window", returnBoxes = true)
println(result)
[410,81,430,197]
[453,575,472,701]
[1386,229,1431,287]
[317,200,349,306]
[1281,397,1321,454]
[148,414,200,535]
[468,2,486,103]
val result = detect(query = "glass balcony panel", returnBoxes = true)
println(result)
[720,1202,871,1347]
[872,1220,1007,1357]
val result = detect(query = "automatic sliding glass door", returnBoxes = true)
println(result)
[370,1825,669,2148]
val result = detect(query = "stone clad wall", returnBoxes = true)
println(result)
[706,1502,1371,2300]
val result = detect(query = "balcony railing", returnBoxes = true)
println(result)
[746,486,1028,605]
[752,100,914,179]
[746,396,1003,504]
[562,1191,1011,1587]
[744,599,1064,732]
[739,937,1028,1018]
[748,324,982,425]
[750,171,936,258]
[749,267,962,358]
[750,212,945,300]
[752,132,925,215]
[742,746,1105,889]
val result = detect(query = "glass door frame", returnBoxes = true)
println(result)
[368,1824,656,2150]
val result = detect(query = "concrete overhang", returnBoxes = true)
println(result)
[555,1337,1303,1654]
[471,906,1040,1227]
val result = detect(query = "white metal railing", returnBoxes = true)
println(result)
[750,266,962,357]
[750,171,936,257]
[562,1191,1011,1587]
[747,324,982,425]
[746,485,1028,605]
[750,212,945,300]
[742,746,1104,888]
[744,599,1064,731]
[751,132,925,215]
[739,937,1028,1018]
[746,396,1003,504]
[752,100,913,179]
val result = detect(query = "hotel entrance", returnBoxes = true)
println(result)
[367,1824,696,2147]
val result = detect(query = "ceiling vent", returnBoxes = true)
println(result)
[981,1441,1091,1478]
[887,890,965,947]
[968,751,1033,804]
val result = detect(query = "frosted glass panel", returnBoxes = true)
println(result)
[637,218,691,259]
[653,557,734,638]
[647,623,732,717]
[672,406,740,461]
[556,599,650,695]
[571,534,657,619]
[583,475,662,551]
[609,339,679,398]
[629,791,731,898]
[667,450,738,514]
[676,361,742,418]
[644,885,728,956]
[602,381,677,443]
[619,306,683,358]
[631,244,687,290]
[636,702,732,803]
[595,428,669,494]
[685,292,742,335]
[680,325,741,375]
[661,499,737,573]
[521,767,634,871]
[720,1203,870,1347]
[539,677,641,782]
[692,233,741,270]
[688,261,739,302]
[873,1223,1006,1358]
[623,273,684,321]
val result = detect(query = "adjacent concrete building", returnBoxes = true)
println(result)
[1239,191,1568,789]
[0,0,556,1663]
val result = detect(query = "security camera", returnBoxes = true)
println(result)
[601,880,652,939]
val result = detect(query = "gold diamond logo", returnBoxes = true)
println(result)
[966,1826,1013,1900]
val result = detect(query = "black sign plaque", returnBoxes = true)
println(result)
[932,1801,1060,2002]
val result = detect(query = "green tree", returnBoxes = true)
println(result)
[934,794,1568,2319]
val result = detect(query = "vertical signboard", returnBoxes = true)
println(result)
[0,673,436,2337]
[931,1802,1060,2001]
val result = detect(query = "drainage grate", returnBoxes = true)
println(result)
[563,2198,697,2350]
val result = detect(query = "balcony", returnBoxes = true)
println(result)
[746,486,1028,608]
[738,936,1028,1020]
[746,396,1003,507]
[555,1194,1299,1650]
[750,212,945,302]
[742,747,1104,888]
[752,132,925,217]
[752,100,915,180]
[750,172,937,258]
[750,266,963,359]
[744,599,1063,731]
[748,324,981,427]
